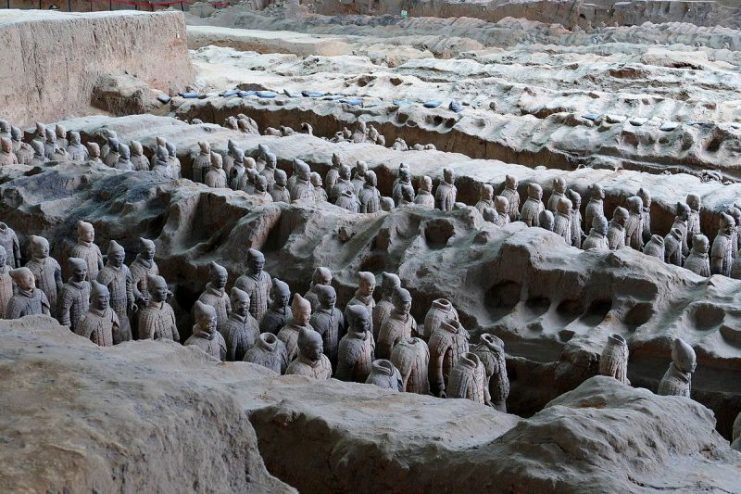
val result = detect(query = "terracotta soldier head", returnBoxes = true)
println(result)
[686,193,701,213]
[401,184,415,203]
[392,287,412,316]
[339,164,351,181]
[316,284,337,310]
[31,140,44,158]
[612,207,629,226]
[210,152,223,170]
[480,184,494,202]
[1,137,12,154]
[87,142,101,160]
[593,215,609,236]
[505,175,517,191]
[139,237,156,261]
[557,197,572,216]
[68,257,88,282]
[552,177,566,194]
[198,141,210,155]
[272,278,290,308]
[193,300,217,336]
[10,267,35,291]
[231,286,250,317]
[419,176,432,193]
[358,271,375,297]
[298,327,324,362]
[365,170,377,188]
[30,235,50,259]
[626,196,643,214]
[208,261,228,290]
[381,272,401,298]
[255,175,269,193]
[148,274,169,303]
[90,280,110,312]
[247,248,265,276]
[77,221,95,243]
[274,169,288,188]
[348,304,370,334]
[265,153,277,171]
[528,183,543,200]
[637,188,651,209]
[166,142,177,158]
[567,189,581,210]
[55,124,66,142]
[68,132,82,146]
[672,337,696,373]
[592,184,605,200]
[443,168,454,185]
[296,160,312,181]
[292,293,311,325]
[107,240,125,267]
[675,202,690,221]
[495,196,509,215]
[332,153,342,168]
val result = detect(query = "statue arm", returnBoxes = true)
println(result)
[171,312,180,342]
[12,234,21,266]
[125,270,135,309]
[58,290,71,326]
[431,352,445,397]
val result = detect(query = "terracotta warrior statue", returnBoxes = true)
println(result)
[0,247,12,318]
[223,140,243,177]
[130,141,149,171]
[642,235,665,260]
[87,142,102,165]
[359,170,381,213]
[657,338,696,398]
[76,281,119,347]
[310,284,345,368]
[99,130,117,160]
[637,188,652,244]
[102,136,120,167]
[335,189,360,213]
[435,168,457,212]
[205,152,227,188]
[0,222,21,268]
[500,175,520,221]
[392,163,411,205]
[192,141,211,183]
[7,268,50,318]
[58,258,91,333]
[137,274,179,341]
[115,144,134,171]
[165,142,181,179]
[310,173,327,203]
[607,207,629,250]
[330,164,354,203]
[428,320,469,397]
[66,132,88,161]
[130,237,159,308]
[270,169,291,203]
[553,197,573,245]
[390,337,430,394]
[377,287,417,359]
[598,333,630,384]
[0,137,19,165]
[230,150,247,191]
[671,202,691,257]
[252,175,272,203]
[325,153,343,194]
[568,189,583,248]
[197,261,231,332]
[151,146,175,179]
[55,124,68,148]
[372,272,401,337]
[711,213,735,276]
[473,333,509,411]
[243,332,289,374]
[584,184,605,232]
[447,352,487,404]
[235,248,272,322]
[24,236,61,319]
[69,221,103,281]
[539,209,555,231]
[365,359,403,391]
[185,301,226,361]
[223,287,259,361]
[260,152,278,190]
[520,183,544,227]
[345,271,376,335]
[625,196,644,250]
[422,298,459,341]
[686,193,702,239]
[277,293,313,361]
[290,160,315,202]
[285,327,333,379]
[582,215,609,251]
[97,240,134,343]
[30,140,46,166]
[260,278,292,335]
[350,161,368,194]
[414,176,435,209]
[335,305,375,383]
[664,227,684,266]
[684,234,711,277]
[304,267,332,311]
[11,126,34,164]
[475,184,494,215]
[546,177,566,213]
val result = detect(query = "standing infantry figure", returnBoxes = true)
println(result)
[130,141,149,171]
[582,215,609,251]
[277,294,313,362]
[330,164,354,203]
[584,184,605,232]
[546,177,566,213]
[372,272,401,337]
[607,207,629,250]
[447,353,487,404]
[686,194,702,239]
[261,278,292,335]
[192,141,211,183]
[500,175,520,221]
[473,333,510,411]
[286,327,333,379]
[97,240,134,343]
[637,188,652,244]
[197,261,231,333]
[130,237,158,308]
[553,197,573,245]
[223,287,259,361]
[711,214,735,276]
[672,203,691,257]
[310,285,345,368]
[290,160,315,202]
[69,221,103,281]
[475,184,494,214]
[664,228,684,266]
[391,337,430,394]
[359,171,382,213]
[325,153,342,194]
[435,168,457,212]
[76,281,119,347]
[657,338,696,398]
[304,267,332,311]
[520,184,544,227]
[625,196,645,250]
[0,222,21,268]
[414,176,435,208]
[138,275,179,342]
[598,334,630,385]
[270,169,291,203]
[25,236,62,317]
[428,320,469,397]
[0,247,12,318]
[66,132,88,161]
[335,305,375,383]
[204,152,227,188]
[351,161,368,194]
[244,332,289,374]
[392,163,412,205]
[345,271,376,335]
[684,235,711,277]
[568,189,583,248]
[377,287,417,359]
[58,258,91,332]
[185,301,226,361]
[235,248,272,322]
[7,268,50,318]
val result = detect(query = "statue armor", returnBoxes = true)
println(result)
[244,333,289,374]
[372,272,401,339]
[235,250,272,322]
[25,237,62,317]
[138,300,179,341]
[422,298,458,341]
[447,352,487,405]
[0,223,21,268]
[428,320,470,396]
[642,235,665,260]
[335,325,375,383]
[598,334,629,385]
[390,337,430,394]
[473,333,509,411]
[130,244,159,305]
[311,303,345,368]
[223,312,260,362]
[277,294,313,362]
[286,353,333,379]
[70,221,102,281]
[553,198,573,245]
[520,184,544,227]
[377,310,417,360]
[657,338,696,398]
[546,178,566,213]
[198,283,231,333]
[58,279,90,332]
[625,196,644,250]
[359,177,382,213]
[365,359,403,391]
[7,268,50,318]
[97,241,134,343]
[664,228,683,266]
[584,186,605,232]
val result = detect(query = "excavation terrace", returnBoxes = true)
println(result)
[0,4,740,494]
